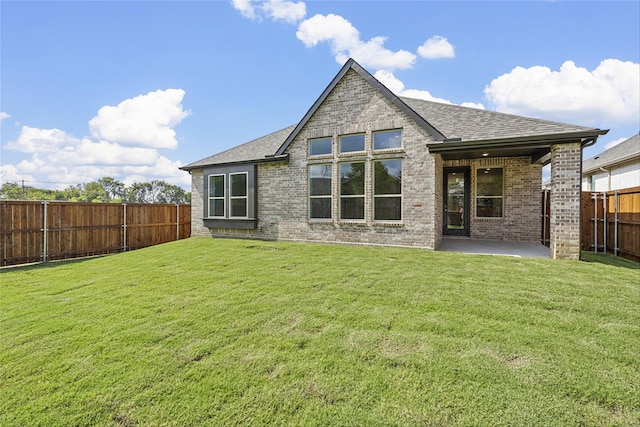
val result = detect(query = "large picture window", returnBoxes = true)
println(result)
[309,137,332,156]
[340,162,365,219]
[373,130,402,150]
[229,172,248,218]
[208,174,225,218]
[309,164,332,219]
[476,168,503,218]
[339,134,365,153]
[374,159,402,221]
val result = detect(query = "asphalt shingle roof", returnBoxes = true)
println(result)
[182,59,605,170]
[582,133,640,173]
[401,97,593,141]
[181,125,296,170]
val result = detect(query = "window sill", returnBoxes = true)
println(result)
[373,221,404,227]
[338,220,367,226]
[203,218,258,229]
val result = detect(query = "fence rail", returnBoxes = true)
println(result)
[581,186,640,263]
[1,201,191,267]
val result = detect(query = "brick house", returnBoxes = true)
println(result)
[181,59,607,259]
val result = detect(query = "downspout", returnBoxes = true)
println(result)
[579,137,597,260]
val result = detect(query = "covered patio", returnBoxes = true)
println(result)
[437,237,551,258]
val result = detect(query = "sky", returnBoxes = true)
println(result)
[1,0,639,191]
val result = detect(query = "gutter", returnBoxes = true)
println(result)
[426,129,608,153]
[179,153,289,172]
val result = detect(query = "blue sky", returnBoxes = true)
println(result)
[1,0,638,190]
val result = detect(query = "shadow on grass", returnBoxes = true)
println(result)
[581,251,640,270]
[0,254,112,272]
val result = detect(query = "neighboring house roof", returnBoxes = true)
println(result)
[181,58,607,171]
[582,133,640,174]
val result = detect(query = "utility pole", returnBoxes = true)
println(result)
[21,180,26,200]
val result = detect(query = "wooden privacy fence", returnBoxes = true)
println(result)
[541,188,639,262]
[1,201,191,267]
[582,187,640,263]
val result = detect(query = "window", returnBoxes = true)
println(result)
[374,160,402,221]
[208,174,225,217]
[229,172,248,218]
[340,162,365,219]
[476,168,503,218]
[374,130,402,150]
[339,134,365,153]
[309,164,332,219]
[309,137,332,156]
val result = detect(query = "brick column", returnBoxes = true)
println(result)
[549,143,582,259]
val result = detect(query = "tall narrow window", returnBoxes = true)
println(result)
[476,168,503,218]
[373,130,402,150]
[339,162,365,219]
[208,174,225,218]
[309,164,332,219]
[374,159,402,221]
[229,172,248,218]
[339,134,365,153]
[309,137,332,156]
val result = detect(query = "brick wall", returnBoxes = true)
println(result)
[549,143,582,259]
[442,157,542,242]
[189,69,548,250]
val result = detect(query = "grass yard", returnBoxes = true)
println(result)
[1,238,639,426]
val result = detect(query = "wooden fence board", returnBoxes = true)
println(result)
[581,186,640,263]
[1,201,190,267]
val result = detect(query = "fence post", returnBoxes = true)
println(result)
[541,190,547,245]
[42,201,48,263]
[123,203,127,252]
[593,193,598,253]
[603,192,607,254]
[614,191,618,257]
[176,204,180,241]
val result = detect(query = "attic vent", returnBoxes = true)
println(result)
[444,137,462,142]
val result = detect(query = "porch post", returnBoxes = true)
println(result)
[549,142,582,260]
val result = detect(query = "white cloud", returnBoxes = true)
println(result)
[89,88,190,149]
[417,36,455,59]
[3,89,191,190]
[48,139,159,166]
[296,14,416,70]
[231,0,259,20]
[374,70,484,109]
[232,0,306,23]
[262,0,306,23]
[4,126,80,153]
[484,59,640,126]
[0,112,11,122]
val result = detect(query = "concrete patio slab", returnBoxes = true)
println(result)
[437,238,551,258]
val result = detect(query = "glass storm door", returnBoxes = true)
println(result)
[443,167,470,236]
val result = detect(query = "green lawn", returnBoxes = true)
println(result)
[1,238,638,426]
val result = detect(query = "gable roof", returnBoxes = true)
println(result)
[273,58,446,156]
[182,58,607,170]
[583,133,640,174]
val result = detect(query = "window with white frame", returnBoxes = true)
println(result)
[476,167,503,218]
[309,164,332,219]
[339,162,365,219]
[229,172,248,218]
[374,159,402,221]
[208,174,225,218]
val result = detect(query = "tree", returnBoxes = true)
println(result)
[98,177,125,201]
